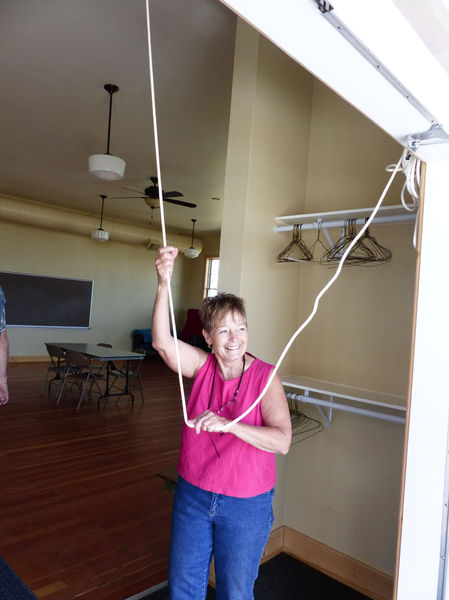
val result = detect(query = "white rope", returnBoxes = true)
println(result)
[386,148,420,211]
[386,148,421,249]
[145,0,193,428]
[220,157,404,432]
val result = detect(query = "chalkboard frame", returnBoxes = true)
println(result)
[0,271,93,329]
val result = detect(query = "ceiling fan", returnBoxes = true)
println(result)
[111,176,197,208]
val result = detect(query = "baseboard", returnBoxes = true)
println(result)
[282,526,394,600]
[9,355,48,363]
[209,526,393,600]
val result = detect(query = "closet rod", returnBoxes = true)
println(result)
[286,391,406,425]
[275,213,416,233]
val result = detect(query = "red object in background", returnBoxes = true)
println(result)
[181,309,203,341]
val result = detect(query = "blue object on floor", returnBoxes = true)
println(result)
[0,555,38,599]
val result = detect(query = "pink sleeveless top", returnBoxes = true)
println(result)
[177,353,276,498]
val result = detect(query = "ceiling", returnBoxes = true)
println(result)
[0,0,237,235]
[1,0,448,239]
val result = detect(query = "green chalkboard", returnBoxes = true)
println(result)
[0,271,93,328]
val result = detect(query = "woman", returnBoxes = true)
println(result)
[152,246,292,600]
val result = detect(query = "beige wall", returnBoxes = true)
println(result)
[220,21,415,575]
[2,220,206,356]
[283,81,414,575]
[220,21,314,528]
[220,21,313,370]
[297,80,415,394]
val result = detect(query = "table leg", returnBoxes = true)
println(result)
[97,360,135,407]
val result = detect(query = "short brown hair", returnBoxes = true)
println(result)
[200,293,247,334]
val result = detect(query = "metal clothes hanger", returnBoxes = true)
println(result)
[287,394,324,444]
[359,220,392,264]
[308,222,331,262]
[277,224,313,263]
[321,219,376,265]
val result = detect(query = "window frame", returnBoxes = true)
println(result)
[203,255,220,298]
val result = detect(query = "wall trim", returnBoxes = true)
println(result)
[9,355,48,363]
[282,526,394,600]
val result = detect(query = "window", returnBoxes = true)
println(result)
[203,257,220,298]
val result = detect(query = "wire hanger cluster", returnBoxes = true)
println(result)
[278,218,393,266]
[321,219,392,265]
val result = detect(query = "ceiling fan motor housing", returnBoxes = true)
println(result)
[144,185,159,199]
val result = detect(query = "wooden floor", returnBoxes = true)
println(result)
[0,358,188,600]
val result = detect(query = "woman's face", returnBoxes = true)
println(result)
[203,310,248,364]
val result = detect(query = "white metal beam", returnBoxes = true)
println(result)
[219,0,449,161]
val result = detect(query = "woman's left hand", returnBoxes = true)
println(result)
[192,410,229,434]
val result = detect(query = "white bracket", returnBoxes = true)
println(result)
[407,124,449,152]
[283,376,406,427]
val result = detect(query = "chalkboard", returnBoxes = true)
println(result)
[0,271,93,328]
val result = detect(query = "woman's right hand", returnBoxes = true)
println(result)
[155,246,179,282]
[152,244,207,379]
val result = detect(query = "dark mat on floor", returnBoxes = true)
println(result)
[0,555,38,599]
[141,552,372,599]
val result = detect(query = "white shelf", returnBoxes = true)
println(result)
[275,204,417,232]
[282,375,407,425]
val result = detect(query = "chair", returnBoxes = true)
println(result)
[109,351,145,402]
[41,344,67,396]
[56,350,105,409]
[131,329,153,354]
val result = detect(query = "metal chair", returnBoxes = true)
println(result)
[41,344,67,396]
[56,350,105,409]
[109,352,145,402]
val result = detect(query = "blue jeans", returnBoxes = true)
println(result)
[168,477,274,600]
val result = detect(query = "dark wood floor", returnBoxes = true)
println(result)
[0,357,188,600]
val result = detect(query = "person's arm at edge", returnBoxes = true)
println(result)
[0,330,9,405]
[152,246,207,378]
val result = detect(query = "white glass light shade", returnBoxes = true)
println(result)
[184,246,200,259]
[91,228,110,242]
[88,154,126,181]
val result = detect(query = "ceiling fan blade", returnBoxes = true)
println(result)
[164,197,197,208]
[164,191,183,198]
[121,186,146,194]
[110,196,148,200]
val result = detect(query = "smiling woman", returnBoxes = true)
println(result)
[151,245,291,600]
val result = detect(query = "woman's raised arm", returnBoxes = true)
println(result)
[152,246,207,378]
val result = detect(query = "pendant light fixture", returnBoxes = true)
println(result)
[184,218,200,258]
[88,84,126,181]
[91,195,110,241]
